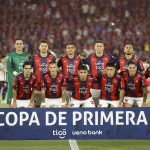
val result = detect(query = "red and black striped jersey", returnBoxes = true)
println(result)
[13,73,37,100]
[82,53,110,77]
[41,72,66,98]
[70,75,94,100]
[57,55,82,79]
[116,55,144,72]
[98,73,125,101]
[122,71,147,97]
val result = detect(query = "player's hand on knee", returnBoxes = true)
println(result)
[29,102,35,108]
[40,102,46,108]
[11,102,17,108]
[142,101,147,107]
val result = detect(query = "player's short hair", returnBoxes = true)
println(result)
[106,62,115,68]
[128,61,137,66]
[49,60,57,65]
[66,42,75,47]
[78,65,88,71]
[40,39,48,44]
[23,61,32,68]
[95,40,105,45]
[124,40,134,47]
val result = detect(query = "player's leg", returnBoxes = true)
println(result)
[99,99,109,107]
[7,81,13,105]
[45,98,61,108]
[16,100,30,108]
[135,97,143,107]
[123,96,134,107]
[82,97,95,108]
[110,100,120,107]
[90,83,101,107]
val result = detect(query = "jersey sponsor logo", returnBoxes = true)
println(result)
[96,62,104,72]
[40,63,48,74]
[67,64,75,74]
[79,88,87,95]
[23,85,29,93]
[128,82,135,90]
[105,84,113,93]
[50,84,57,93]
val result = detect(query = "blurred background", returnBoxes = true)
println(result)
[0,0,150,61]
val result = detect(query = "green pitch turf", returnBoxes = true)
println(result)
[0,140,150,150]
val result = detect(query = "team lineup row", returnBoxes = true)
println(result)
[6,39,150,108]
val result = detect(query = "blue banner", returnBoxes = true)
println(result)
[0,108,150,140]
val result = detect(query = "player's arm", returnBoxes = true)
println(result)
[119,77,125,107]
[61,86,67,108]
[12,88,17,108]
[11,76,19,108]
[40,77,46,108]
[29,89,36,108]
[141,75,148,106]
[57,58,63,72]
[40,87,46,108]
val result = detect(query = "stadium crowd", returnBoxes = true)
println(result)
[0,0,150,62]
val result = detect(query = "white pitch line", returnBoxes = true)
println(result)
[68,140,80,150]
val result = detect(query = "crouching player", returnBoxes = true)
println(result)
[11,61,37,108]
[122,61,147,107]
[70,65,95,108]
[41,61,66,108]
[98,63,125,107]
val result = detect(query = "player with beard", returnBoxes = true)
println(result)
[122,61,147,107]
[116,41,144,73]
[57,42,82,105]
[31,40,56,107]
[11,61,36,108]
[81,40,110,106]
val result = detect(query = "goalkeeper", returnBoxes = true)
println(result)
[6,39,30,105]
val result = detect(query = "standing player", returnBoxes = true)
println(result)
[122,61,147,107]
[31,40,56,106]
[6,39,30,105]
[57,42,82,104]
[11,61,37,108]
[82,40,110,106]
[116,41,144,73]
[41,61,66,108]
[70,65,95,108]
[0,56,7,104]
[98,63,125,107]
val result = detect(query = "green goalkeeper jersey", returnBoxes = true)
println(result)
[6,51,30,104]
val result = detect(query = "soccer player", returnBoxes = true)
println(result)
[122,61,147,107]
[70,65,95,108]
[145,66,150,104]
[0,56,7,104]
[41,61,66,108]
[82,40,110,106]
[6,39,30,105]
[98,63,125,107]
[11,61,37,108]
[116,41,144,73]
[31,40,56,106]
[57,42,82,104]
